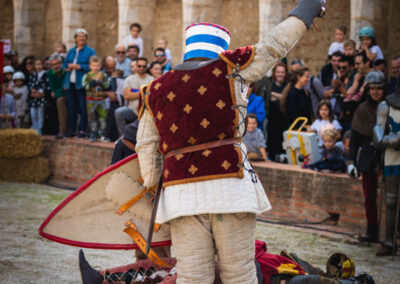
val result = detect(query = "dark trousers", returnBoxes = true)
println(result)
[67,83,87,133]
[361,172,378,227]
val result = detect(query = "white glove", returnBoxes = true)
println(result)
[347,164,359,178]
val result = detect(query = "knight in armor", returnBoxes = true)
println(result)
[347,71,387,243]
[373,73,400,256]
[135,0,325,282]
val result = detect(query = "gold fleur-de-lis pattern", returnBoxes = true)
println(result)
[221,160,231,170]
[156,111,163,121]
[200,118,210,129]
[188,165,198,175]
[175,154,184,160]
[183,104,192,114]
[216,100,226,110]
[170,123,178,133]
[154,82,162,90]
[167,91,176,102]
[202,150,212,157]
[162,142,168,151]
[188,136,196,145]
[218,133,226,140]
[164,169,169,178]
[197,85,207,95]
[212,67,222,77]
[182,74,191,83]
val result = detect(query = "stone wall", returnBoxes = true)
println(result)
[153,0,183,65]
[41,136,369,230]
[44,0,62,57]
[283,0,351,74]
[0,0,14,46]
[95,0,119,60]
[220,0,259,50]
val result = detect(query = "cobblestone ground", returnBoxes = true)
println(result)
[1,183,399,283]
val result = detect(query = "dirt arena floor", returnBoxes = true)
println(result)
[1,183,399,283]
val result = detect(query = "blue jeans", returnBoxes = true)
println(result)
[30,106,44,131]
[67,83,87,133]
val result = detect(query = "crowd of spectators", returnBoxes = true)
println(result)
[0,23,399,163]
[0,23,169,142]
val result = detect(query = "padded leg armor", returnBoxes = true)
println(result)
[383,175,400,246]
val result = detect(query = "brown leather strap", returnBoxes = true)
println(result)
[122,138,135,151]
[165,137,241,159]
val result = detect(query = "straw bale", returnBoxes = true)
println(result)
[0,156,49,183]
[0,129,42,158]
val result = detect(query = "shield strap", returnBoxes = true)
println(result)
[123,221,171,268]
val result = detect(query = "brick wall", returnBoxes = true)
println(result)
[42,136,369,230]
[42,136,114,188]
[253,162,368,231]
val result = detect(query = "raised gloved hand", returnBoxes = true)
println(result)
[347,164,359,178]
[288,0,326,29]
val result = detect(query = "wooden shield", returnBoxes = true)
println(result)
[38,154,171,250]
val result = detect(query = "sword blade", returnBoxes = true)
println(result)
[145,175,163,255]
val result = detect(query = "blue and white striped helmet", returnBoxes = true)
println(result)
[183,23,231,61]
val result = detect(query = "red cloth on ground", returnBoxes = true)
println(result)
[255,240,306,284]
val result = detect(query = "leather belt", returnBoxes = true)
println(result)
[122,138,135,151]
[165,137,241,159]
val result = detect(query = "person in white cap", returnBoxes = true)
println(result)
[134,1,326,283]
[12,72,29,128]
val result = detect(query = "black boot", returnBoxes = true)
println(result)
[357,225,379,243]
[79,249,103,284]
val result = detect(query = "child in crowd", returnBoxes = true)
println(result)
[123,23,143,57]
[3,66,15,94]
[12,72,29,128]
[328,26,347,56]
[82,55,110,142]
[359,26,384,63]
[157,38,172,66]
[243,113,268,161]
[0,84,16,129]
[309,100,342,149]
[304,128,346,172]
[343,40,357,57]
[52,42,67,62]
[336,130,350,161]
[29,58,50,135]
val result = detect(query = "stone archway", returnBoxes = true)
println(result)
[44,0,63,57]
[0,0,14,47]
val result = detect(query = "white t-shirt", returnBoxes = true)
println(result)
[123,35,143,57]
[328,41,344,56]
[310,119,342,147]
[369,45,384,62]
[123,73,153,114]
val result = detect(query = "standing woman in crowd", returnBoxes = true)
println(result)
[63,28,96,138]
[281,67,313,127]
[19,56,35,86]
[266,62,289,161]
[347,71,387,243]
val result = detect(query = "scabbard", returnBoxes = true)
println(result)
[145,175,163,255]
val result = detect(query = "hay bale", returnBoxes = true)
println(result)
[0,129,42,158]
[0,156,49,183]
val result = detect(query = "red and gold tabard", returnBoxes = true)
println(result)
[138,46,255,187]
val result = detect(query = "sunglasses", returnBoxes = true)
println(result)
[116,51,125,54]
[137,65,147,68]
[155,54,165,57]
[338,66,348,70]
[26,62,33,65]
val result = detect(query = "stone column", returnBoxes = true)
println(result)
[258,0,284,39]
[61,0,98,50]
[13,0,47,58]
[350,0,375,46]
[117,0,156,58]
[181,0,222,58]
